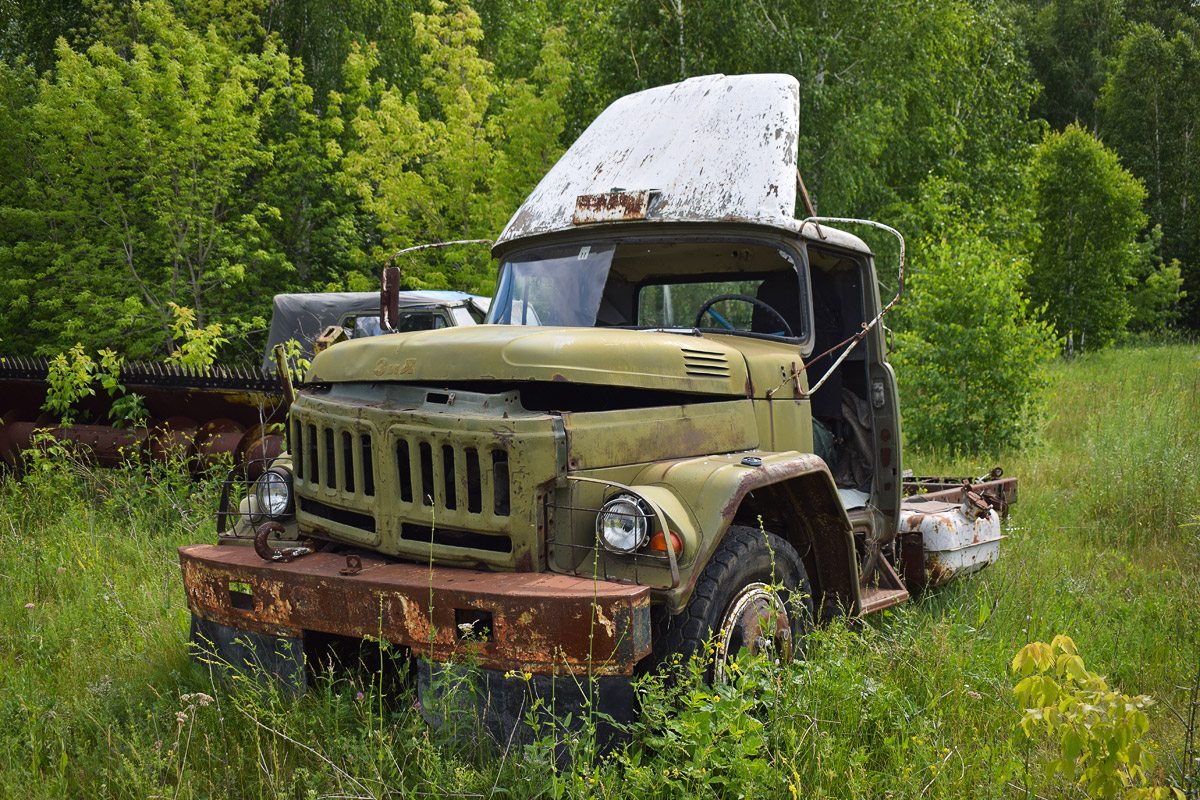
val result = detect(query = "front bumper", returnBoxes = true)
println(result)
[179,543,652,677]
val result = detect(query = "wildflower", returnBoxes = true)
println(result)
[24,603,34,609]
[356,692,365,700]
[413,700,422,711]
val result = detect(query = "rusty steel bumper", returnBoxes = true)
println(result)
[179,544,652,678]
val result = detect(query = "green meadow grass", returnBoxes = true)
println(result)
[0,343,1196,798]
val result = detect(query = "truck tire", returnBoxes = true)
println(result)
[650,525,813,682]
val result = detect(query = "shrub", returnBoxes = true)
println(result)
[1012,634,1183,799]
[892,228,1058,454]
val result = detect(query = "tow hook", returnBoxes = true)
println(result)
[253,522,316,563]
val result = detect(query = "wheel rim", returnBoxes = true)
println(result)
[714,582,793,683]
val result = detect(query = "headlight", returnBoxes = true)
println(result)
[255,468,294,519]
[596,494,651,553]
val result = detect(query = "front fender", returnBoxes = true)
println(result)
[633,451,859,616]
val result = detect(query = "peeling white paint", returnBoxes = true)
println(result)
[900,500,1004,585]
[496,74,801,247]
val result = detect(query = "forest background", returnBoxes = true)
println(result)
[1,4,1199,798]
[0,0,1198,453]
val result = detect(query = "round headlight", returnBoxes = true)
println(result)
[255,469,294,519]
[596,494,650,553]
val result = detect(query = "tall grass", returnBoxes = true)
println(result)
[0,343,1196,798]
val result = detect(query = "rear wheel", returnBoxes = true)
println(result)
[650,525,813,681]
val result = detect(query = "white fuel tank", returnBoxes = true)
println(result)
[899,497,1003,585]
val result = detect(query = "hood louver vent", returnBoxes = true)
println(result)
[681,347,731,378]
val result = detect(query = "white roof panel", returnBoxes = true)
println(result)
[496,74,800,246]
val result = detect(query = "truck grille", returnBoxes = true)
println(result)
[291,416,514,552]
[293,418,375,498]
[393,435,510,518]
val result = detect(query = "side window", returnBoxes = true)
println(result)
[343,311,449,337]
[347,315,381,338]
[396,311,448,332]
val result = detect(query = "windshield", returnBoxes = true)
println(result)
[487,244,614,326]
[487,238,810,344]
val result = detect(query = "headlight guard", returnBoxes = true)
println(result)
[595,493,653,553]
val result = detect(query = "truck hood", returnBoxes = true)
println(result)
[306,325,750,396]
[496,73,800,247]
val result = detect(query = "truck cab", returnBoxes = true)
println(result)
[180,73,1002,738]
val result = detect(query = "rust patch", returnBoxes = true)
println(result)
[179,544,650,676]
[573,190,658,224]
[926,553,948,585]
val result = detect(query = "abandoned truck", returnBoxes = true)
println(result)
[179,74,1015,728]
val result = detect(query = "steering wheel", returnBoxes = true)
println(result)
[694,293,793,337]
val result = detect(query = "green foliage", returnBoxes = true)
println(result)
[629,653,776,795]
[274,338,311,386]
[1013,634,1183,799]
[892,228,1058,454]
[1127,226,1187,332]
[1035,344,1200,549]
[43,344,98,425]
[490,25,572,214]
[164,303,227,369]
[97,347,149,428]
[42,343,149,428]
[0,0,301,357]
[336,1,570,296]
[1015,0,1128,132]
[1100,20,1200,327]
[1027,124,1149,354]
[272,0,422,112]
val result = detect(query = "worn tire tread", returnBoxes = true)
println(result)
[649,525,812,673]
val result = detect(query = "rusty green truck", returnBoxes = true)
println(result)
[180,73,1014,736]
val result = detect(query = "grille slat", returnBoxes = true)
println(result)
[419,442,435,507]
[292,419,304,478]
[323,428,336,488]
[361,434,375,496]
[492,450,510,517]
[464,447,481,513]
[305,424,318,483]
[478,446,494,512]
[342,431,355,493]
[396,440,412,502]
[442,445,457,510]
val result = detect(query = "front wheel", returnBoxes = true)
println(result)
[650,525,813,682]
